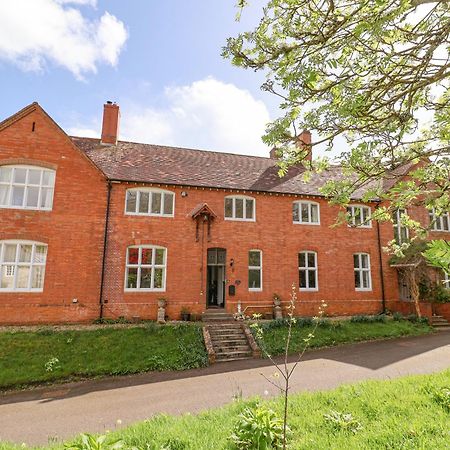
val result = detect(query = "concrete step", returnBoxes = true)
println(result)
[215,350,253,361]
[215,345,252,353]
[210,338,248,345]
[215,356,253,362]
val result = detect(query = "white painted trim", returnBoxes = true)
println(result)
[292,200,321,225]
[298,251,319,291]
[124,187,175,218]
[248,249,263,291]
[224,195,256,222]
[347,204,372,228]
[354,253,372,291]
[429,208,450,232]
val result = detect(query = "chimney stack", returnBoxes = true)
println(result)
[296,130,312,162]
[269,147,280,159]
[101,101,120,145]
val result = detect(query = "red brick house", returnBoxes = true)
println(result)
[0,102,448,324]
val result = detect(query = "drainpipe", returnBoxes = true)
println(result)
[99,180,113,319]
[375,204,387,313]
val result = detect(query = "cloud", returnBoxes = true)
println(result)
[70,78,271,156]
[0,0,127,78]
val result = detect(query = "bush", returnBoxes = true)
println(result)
[230,404,285,449]
[324,410,363,434]
[350,315,387,323]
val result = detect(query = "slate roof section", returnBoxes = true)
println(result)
[71,137,370,198]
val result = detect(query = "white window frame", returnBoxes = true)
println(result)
[0,240,48,292]
[429,208,450,232]
[125,188,175,218]
[354,253,372,291]
[347,204,372,228]
[224,195,256,222]
[0,165,55,211]
[298,251,318,291]
[124,245,167,292]
[293,201,320,225]
[393,208,409,244]
[444,272,450,290]
[248,249,262,291]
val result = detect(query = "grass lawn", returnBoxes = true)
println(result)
[254,318,433,357]
[2,370,448,449]
[0,323,208,390]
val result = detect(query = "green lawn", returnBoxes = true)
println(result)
[254,318,433,357]
[0,323,208,390]
[2,370,448,449]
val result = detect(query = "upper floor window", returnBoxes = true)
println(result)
[0,241,47,291]
[347,205,372,228]
[354,253,372,291]
[429,208,449,232]
[293,201,320,225]
[248,250,262,291]
[125,188,174,217]
[125,245,167,291]
[393,208,409,244]
[0,165,55,211]
[224,195,255,221]
[298,251,318,291]
[443,272,450,290]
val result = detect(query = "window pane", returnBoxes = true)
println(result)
[353,254,360,269]
[42,171,55,186]
[225,198,233,218]
[19,245,32,263]
[12,186,24,206]
[249,269,261,289]
[141,248,153,265]
[443,215,449,231]
[308,270,316,288]
[355,270,361,288]
[249,251,260,267]
[126,191,137,213]
[354,208,362,226]
[154,268,164,288]
[311,204,319,223]
[28,169,41,185]
[245,199,254,219]
[0,266,14,289]
[299,252,306,268]
[138,192,149,214]
[34,246,47,263]
[163,193,174,215]
[3,244,17,263]
[127,248,139,265]
[126,267,138,289]
[31,266,45,289]
[0,185,9,205]
[140,268,152,289]
[293,203,299,222]
[362,271,370,289]
[235,198,244,218]
[26,186,39,207]
[307,252,316,268]
[360,254,369,268]
[299,270,307,288]
[217,249,226,264]
[13,168,26,184]
[155,248,165,265]
[40,188,53,208]
[301,203,309,222]
[16,266,30,289]
[151,192,162,214]
[0,167,12,183]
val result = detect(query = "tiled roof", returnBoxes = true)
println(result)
[71,137,367,198]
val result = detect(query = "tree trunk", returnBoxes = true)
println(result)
[408,269,422,318]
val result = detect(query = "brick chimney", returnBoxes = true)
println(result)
[101,101,120,145]
[296,130,312,161]
[269,147,280,159]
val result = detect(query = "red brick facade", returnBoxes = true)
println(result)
[0,104,448,324]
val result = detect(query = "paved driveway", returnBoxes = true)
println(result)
[1,332,449,446]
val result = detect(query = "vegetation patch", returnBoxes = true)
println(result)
[0,323,207,391]
[1,370,448,449]
[253,316,432,357]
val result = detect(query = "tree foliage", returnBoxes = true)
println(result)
[224,0,450,263]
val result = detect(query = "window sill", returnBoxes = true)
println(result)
[293,221,321,226]
[0,206,52,212]
[124,288,166,293]
[355,288,372,292]
[0,289,44,293]
[249,288,263,292]
[125,212,174,218]
[299,288,319,292]
[224,217,256,222]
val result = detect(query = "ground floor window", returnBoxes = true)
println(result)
[354,253,372,291]
[125,245,167,291]
[299,251,318,290]
[0,241,47,291]
[248,250,262,291]
[444,272,450,289]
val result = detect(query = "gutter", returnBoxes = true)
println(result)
[99,180,113,319]
[375,203,387,313]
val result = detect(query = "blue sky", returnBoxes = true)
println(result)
[0,0,285,156]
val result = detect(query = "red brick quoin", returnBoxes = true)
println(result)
[0,103,446,324]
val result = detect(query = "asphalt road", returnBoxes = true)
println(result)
[1,332,449,446]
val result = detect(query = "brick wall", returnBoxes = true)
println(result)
[0,106,107,324]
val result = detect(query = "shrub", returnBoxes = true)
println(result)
[350,315,387,323]
[432,387,450,411]
[230,404,285,449]
[392,312,404,321]
[64,433,123,450]
[324,410,363,434]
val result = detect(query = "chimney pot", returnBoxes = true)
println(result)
[101,102,120,145]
